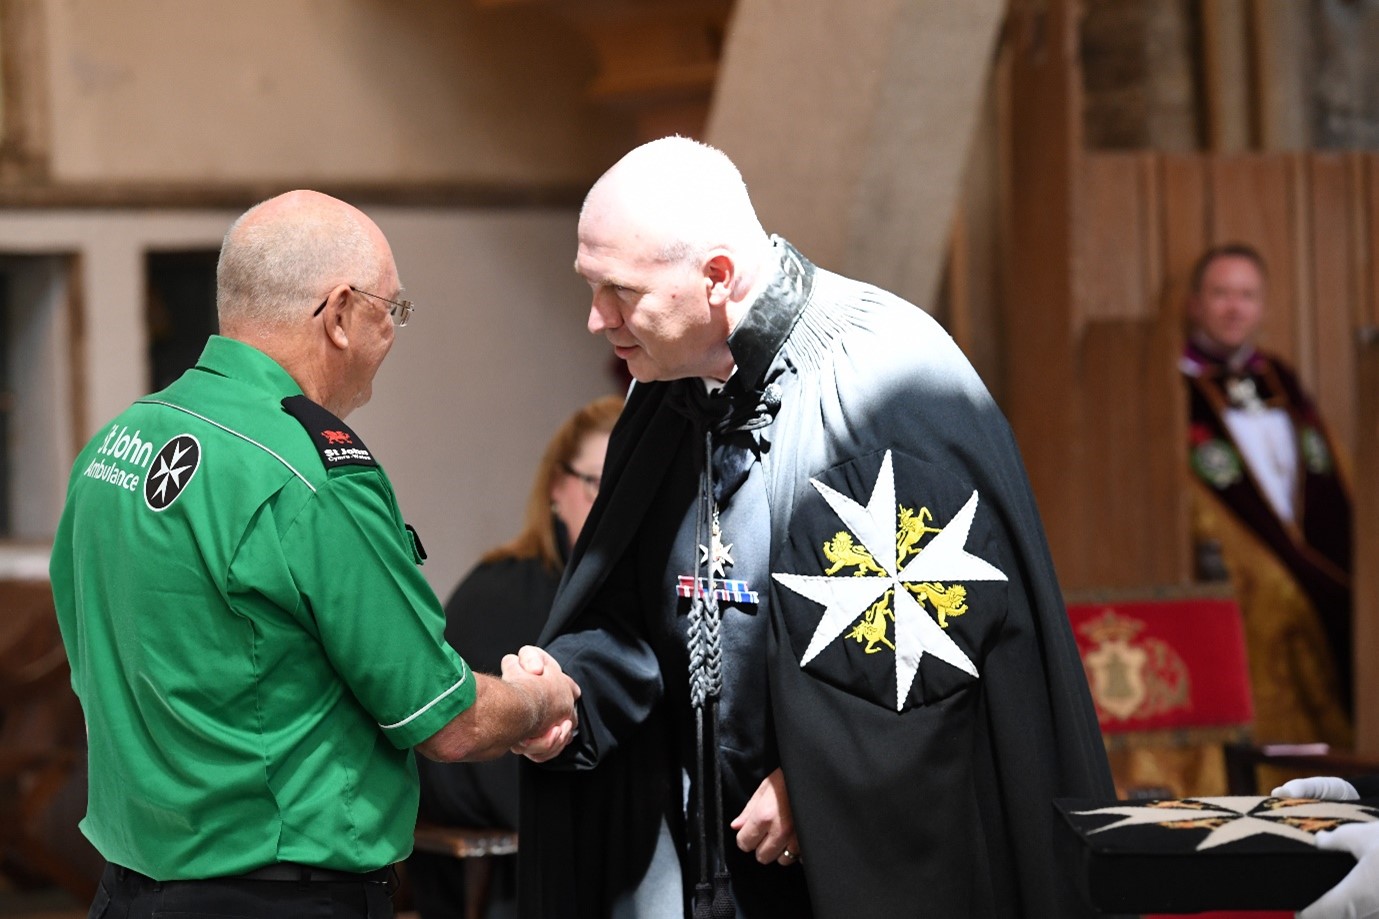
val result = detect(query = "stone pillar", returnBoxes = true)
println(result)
[706,0,1004,312]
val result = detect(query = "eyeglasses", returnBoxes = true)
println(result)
[312,286,416,327]
[561,462,601,497]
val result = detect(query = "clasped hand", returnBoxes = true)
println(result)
[503,645,580,763]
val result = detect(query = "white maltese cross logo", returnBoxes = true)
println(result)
[773,451,1008,710]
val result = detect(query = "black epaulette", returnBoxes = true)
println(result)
[281,395,378,470]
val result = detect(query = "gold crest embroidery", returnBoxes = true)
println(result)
[1078,610,1190,722]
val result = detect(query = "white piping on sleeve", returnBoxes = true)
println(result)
[381,668,471,731]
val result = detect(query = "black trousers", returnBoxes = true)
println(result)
[89,862,395,919]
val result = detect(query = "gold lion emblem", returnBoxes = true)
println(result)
[822,531,886,576]
[825,504,974,654]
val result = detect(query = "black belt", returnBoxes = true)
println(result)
[232,863,392,884]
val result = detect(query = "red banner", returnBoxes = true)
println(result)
[1067,598,1253,734]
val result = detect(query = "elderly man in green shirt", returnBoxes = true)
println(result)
[49,190,578,919]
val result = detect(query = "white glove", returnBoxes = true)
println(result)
[1273,777,1360,801]
[1298,822,1379,919]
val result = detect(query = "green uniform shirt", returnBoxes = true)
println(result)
[49,335,475,880]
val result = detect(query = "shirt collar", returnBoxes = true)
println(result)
[193,334,305,398]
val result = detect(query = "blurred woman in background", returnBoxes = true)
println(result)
[408,394,623,919]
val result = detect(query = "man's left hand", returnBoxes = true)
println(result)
[730,767,800,866]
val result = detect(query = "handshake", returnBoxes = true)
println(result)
[500,646,581,763]
[418,645,580,764]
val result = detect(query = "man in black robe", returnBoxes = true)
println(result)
[518,136,1114,918]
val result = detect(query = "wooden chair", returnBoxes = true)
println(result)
[411,822,518,919]
[1223,743,1379,796]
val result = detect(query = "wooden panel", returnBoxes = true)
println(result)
[1076,322,1146,588]
[1354,340,1379,754]
[1199,0,1254,152]
[1146,305,1196,586]
[1208,155,1298,366]
[1292,152,1316,391]
[1002,0,1082,581]
[1074,315,1191,589]
[1307,154,1357,461]
[1158,155,1208,588]
[1249,0,1311,150]
[1159,154,1208,319]
[1368,156,1379,329]
[1358,157,1379,753]
[1075,318,1141,582]
[946,208,971,348]
[1076,154,1157,325]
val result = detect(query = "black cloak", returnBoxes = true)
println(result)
[520,240,1114,918]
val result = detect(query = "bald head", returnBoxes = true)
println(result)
[577,138,778,382]
[213,190,402,418]
[582,136,769,269]
[217,190,391,334]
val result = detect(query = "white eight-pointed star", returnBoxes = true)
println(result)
[149,440,196,504]
[1076,797,1379,850]
[772,451,1008,710]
